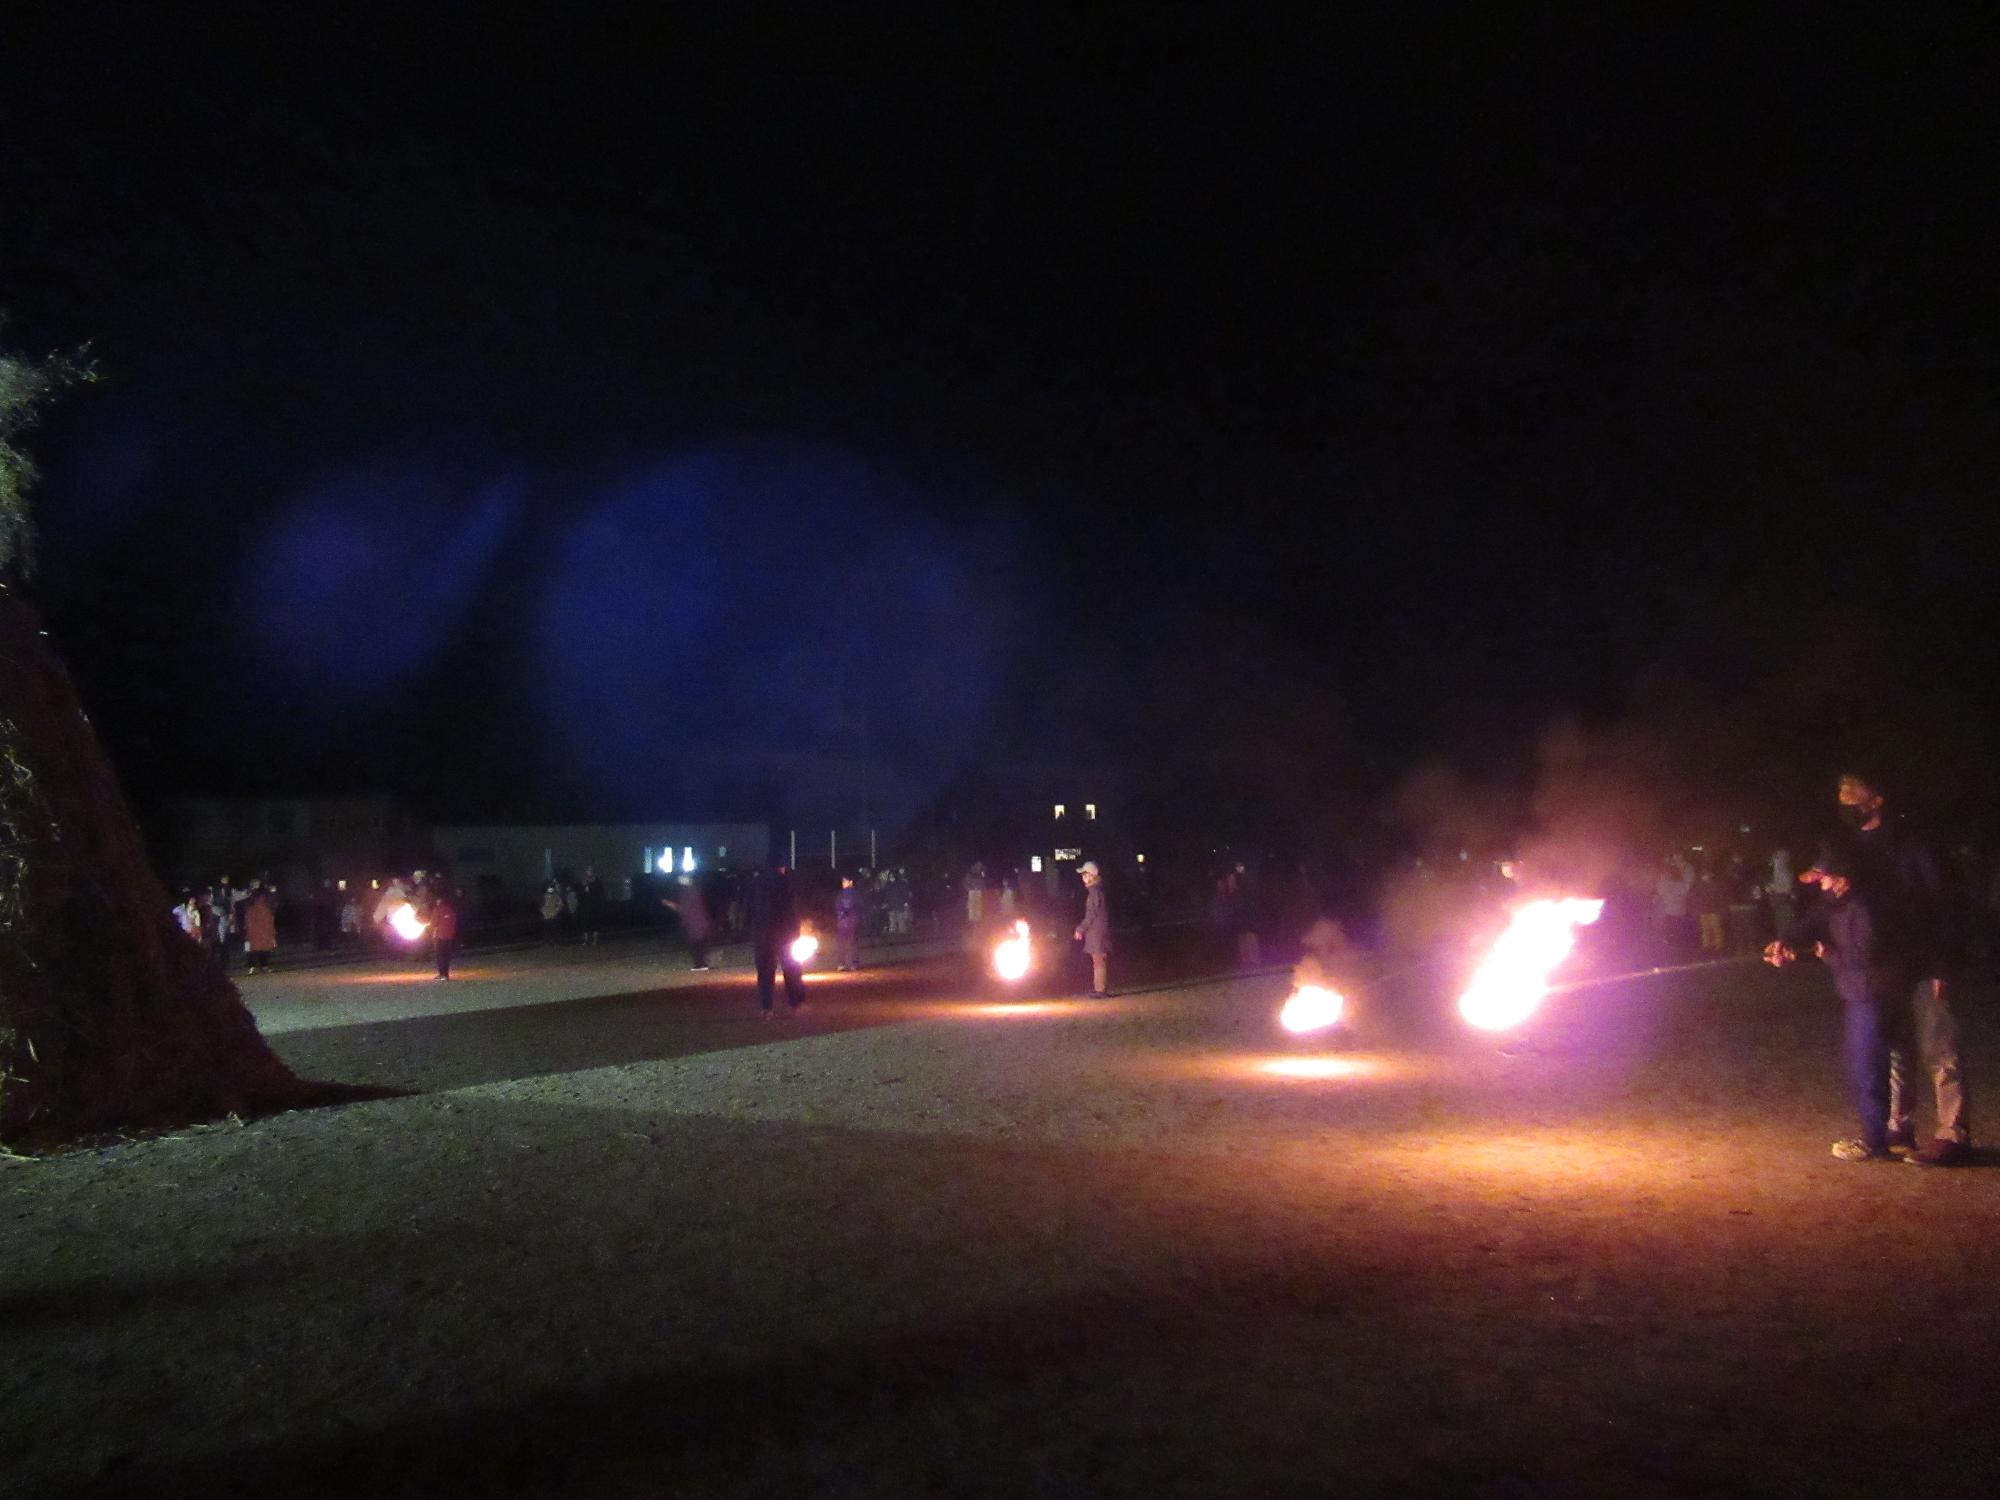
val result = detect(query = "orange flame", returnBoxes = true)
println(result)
[992,919,1032,982]
[388,902,428,943]
[1457,897,1603,1030]
[1279,983,1346,1033]
[789,932,819,965]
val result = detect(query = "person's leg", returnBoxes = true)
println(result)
[689,935,710,969]
[781,953,805,1010]
[1914,977,1969,1146]
[755,945,777,1012]
[1091,953,1108,995]
[1841,988,1891,1156]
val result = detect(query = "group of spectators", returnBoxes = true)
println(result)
[172,875,282,974]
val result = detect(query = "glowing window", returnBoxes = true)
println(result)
[682,846,696,872]
[1053,804,1066,820]
[1030,855,1044,873]
[1085,803,1096,820]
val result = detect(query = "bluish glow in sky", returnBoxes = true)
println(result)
[535,444,1015,814]
[248,469,520,702]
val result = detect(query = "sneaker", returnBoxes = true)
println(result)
[1907,1138,1972,1167]
[1830,1138,1890,1162]
[1886,1131,1916,1158]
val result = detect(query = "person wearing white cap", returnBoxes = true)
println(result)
[1074,860,1111,998]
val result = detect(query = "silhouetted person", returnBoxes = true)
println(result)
[431,891,459,980]
[1075,860,1110,998]
[834,874,864,971]
[1766,842,1920,1161]
[662,874,713,971]
[747,866,806,1016]
[1837,770,1972,1166]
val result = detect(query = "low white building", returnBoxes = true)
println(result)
[431,822,770,903]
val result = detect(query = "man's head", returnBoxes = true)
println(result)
[1079,860,1100,886]
[1837,770,1886,831]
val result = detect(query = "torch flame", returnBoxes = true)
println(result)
[789,932,819,965]
[1457,897,1604,1031]
[992,919,1032,982]
[389,902,429,943]
[1279,983,1346,1033]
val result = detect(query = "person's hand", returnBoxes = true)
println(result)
[1073,927,1083,941]
[1763,940,1795,967]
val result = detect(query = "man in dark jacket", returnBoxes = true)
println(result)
[1075,860,1111,998]
[746,865,806,1016]
[1766,842,1920,1161]
[1837,771,1972,1165]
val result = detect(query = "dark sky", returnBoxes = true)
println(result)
[4,4,1997,831]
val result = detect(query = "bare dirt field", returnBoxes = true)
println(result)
[5,935,1998,1498]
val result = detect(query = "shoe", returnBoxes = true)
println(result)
[1886,1131,1916,1158]
[1830,1138,1890,1162]
[1907,1138,1972,1167]
[1089,990,1109,1000]
[690,964,711,972]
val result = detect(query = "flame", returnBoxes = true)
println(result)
[992,919,1032,982]
[789,932,819,965]
[1457,897,1604,1030]
[388,902,429,943]
[1279,983,1346,1033]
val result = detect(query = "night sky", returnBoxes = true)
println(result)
[5,5,1997,838]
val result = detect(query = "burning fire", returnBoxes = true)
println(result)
[789,932,819,965]
[992,919,1032,982]
[388,902,429,943]
[1279,983,1346,1033]
[1457,897,1604,1031]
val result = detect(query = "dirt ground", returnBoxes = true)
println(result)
[5,934,1998,1498]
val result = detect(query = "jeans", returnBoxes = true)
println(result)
[1837,967,1916,1153]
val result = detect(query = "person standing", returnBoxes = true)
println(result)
[1838,770,1973,1166]
[173,891,203,945]
[579,866,605,946]
[661,874,714,971]
[209,878,239,971]
[834,874,864,971]
[1764,845,1919,1161]
[539,881,564,944]
[964,860,988,926]
[241,884,279,975]
[747,865,806,1016]
[430,890,459,980]
[1654,857,1694,956]
[1074,859,1111,998]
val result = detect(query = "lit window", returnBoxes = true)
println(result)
[1136,853,1145,865]
[1053,804,1066,820]
[657,850,675,874]
[682,846,696,872]
[1085,803,1097,821]
[1030,855,1044,873]
[643,847,653,874]
[1055,848,1081,862]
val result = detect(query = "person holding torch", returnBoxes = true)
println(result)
[1075,860,1111,998]
[1764,843,1918,1162]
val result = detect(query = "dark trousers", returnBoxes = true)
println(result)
[688,933,711,967]
[1837,967,1914,1153]
[836,923,861,969]
[435,937,456,978]
[754,942,805,1011]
